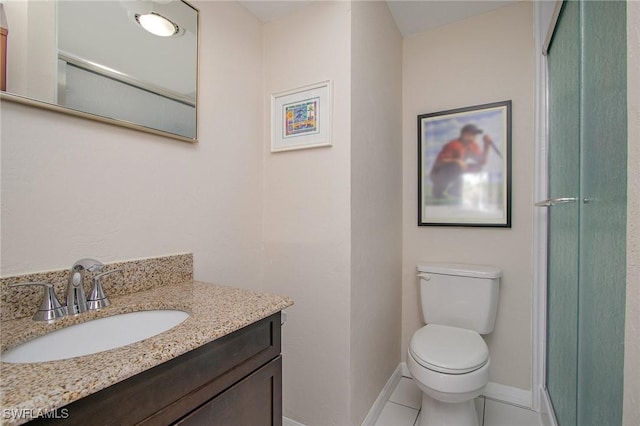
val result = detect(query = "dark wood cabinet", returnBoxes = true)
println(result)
[175,356,281,426]
[30,312,282,426]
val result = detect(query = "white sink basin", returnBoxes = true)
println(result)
[1,310,189,364]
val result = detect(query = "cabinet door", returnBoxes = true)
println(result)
[175,356,282,426]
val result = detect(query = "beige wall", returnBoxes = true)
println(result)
[624,1,640,424]
[0,1,553,424]
[0,1,264,290]
[350,2,402,424]
[401,2,535,391]
[261,3,353,424]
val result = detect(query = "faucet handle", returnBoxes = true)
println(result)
[87,269,123,310]
[9,282,68,322]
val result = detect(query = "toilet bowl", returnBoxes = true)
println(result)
[411,263,501,426]
[408,324,490,425]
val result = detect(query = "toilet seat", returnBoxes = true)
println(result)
[409,324,488,374]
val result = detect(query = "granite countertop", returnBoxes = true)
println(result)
[0,280,293,425]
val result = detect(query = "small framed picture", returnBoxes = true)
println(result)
[271,81,332,152]
[418,100,512,227]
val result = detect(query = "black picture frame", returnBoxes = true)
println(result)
[418,100,512,227]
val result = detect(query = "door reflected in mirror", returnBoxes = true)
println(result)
[0,0,198,142]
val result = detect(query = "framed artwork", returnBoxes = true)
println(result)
[271,81,332,152]
[418,100,512,227]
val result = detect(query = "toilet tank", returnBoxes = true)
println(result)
[417,263,501,334]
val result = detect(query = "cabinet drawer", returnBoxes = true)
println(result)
[29,312,281,426]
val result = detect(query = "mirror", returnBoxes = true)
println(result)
[0,0,198,142]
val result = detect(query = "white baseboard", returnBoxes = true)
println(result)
[295,363,535,426]
[483,382,532,409]
[400,361,411,378]
[537,386,558,426]
[283,416,306,426]
[361,364,403,426]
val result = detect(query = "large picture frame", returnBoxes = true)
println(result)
[271,81,332,152]
[418,100,512,227]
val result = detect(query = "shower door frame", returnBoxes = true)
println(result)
[532,0,563,424]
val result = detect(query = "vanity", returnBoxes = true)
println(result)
[0,254,293,425]
[1,1,293,423]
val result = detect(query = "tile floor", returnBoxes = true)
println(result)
[375,377,540,426]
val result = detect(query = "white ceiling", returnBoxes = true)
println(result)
[386,1,520,37]
[239,1,520,37]
[239,1,318,23]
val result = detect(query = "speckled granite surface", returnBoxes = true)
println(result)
[0,277,293,425]
[0,254,193,322]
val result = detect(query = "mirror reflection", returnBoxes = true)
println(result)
[0,0,198,141]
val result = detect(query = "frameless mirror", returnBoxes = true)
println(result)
[0,0,198,142]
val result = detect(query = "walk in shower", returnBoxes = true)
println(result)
[541,1,627,425]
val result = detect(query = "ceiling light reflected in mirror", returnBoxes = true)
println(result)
[135,12,180,37]
[0,0,198,142]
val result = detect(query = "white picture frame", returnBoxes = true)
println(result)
[271,81,332,152]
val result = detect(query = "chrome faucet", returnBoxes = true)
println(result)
[67,258,104,315]
[9,258,122,321]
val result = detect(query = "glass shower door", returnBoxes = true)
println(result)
[577,1,627,424]
[545,1,627,425]
[545,2,581,424]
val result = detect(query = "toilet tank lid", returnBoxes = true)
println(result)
[417,263,502,279]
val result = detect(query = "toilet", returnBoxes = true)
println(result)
[408,263,501,426]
